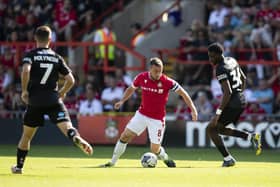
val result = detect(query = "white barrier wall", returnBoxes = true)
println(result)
[185,121,280,149]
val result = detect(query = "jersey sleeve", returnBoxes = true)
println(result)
[216,65,228,83]
[58,55,71,75]
[167,77,180,92]
[22,53,33,65]
[132,73,142,88]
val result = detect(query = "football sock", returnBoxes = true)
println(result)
[111,140,127,165]
[224,155,233,161]
[17,148,28,169]
[217,125,248,140]
[247,133,252,141]
[207,125,230,157]
[67,128,77,140]
[157,147,169,160]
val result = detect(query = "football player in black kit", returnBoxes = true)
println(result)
[11,25,93,174]
[207,43,262,167]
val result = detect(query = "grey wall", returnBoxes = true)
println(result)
[113,0,175,45]
[135,0,205,59]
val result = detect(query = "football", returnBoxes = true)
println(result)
[140,152,157,168]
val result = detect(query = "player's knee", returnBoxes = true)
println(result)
[120,129,136,143]
[19,135,32,145]
[119,133,131,143]
[67,128,77,140]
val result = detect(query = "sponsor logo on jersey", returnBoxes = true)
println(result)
[57,112,66,120]
[142,86,163,94]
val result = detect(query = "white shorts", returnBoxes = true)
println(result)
[126,111,165,144]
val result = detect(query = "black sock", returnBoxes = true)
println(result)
[207,125,230,157]
[17,148,28,169]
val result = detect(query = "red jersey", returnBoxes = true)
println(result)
[132,72,179,121]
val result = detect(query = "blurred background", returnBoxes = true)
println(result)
[0,0,279,151]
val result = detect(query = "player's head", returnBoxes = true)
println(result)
[34,25,51,45]
[149,57,163,80]
[208,42,224,65]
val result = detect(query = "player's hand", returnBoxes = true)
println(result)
[191,110,198,121]
[21,91,29,104]
[114,101,124,110]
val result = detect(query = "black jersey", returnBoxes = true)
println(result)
[216,57,246,108]
[22,47,71,106]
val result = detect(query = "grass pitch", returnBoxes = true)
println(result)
[0,145,279,187]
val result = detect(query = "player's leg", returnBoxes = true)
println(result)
[217,107,262,155]
[206,121,235,167]
[57,121,93,155]
[217,108,249,139]
[48,103,93,155]
[148,118,176,167]
[101,111,146,167]
[11,125,38,174]
[110,128,137,165]
[12,106,42,174]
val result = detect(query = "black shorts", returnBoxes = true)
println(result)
[218,107,244,126]
[23,102,70,127]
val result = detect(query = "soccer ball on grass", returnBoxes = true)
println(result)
[141,152,157,168]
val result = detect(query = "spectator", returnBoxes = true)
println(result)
[243,102,266,122]
[252,78,274,114]
[115,67,132,89]
[101,74,123,112]
[54,0,77,65]
[93,19,117,67]
[130,22,145,48]
[273,30,280,61]
[0,98,10,118]
[1,47,15,70]
[190,29,212,85]
[234,14,254,39]
[174,96,191,120]
[194,91,213,121]
[208,2,229,31]
[78,83,103,117]
[0,64,13,93]
[232,31,252,60]
[54,0,77,41]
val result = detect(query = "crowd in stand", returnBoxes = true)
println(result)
[175,0,280,121]
[1,0,280,121]
[0,0,137,119]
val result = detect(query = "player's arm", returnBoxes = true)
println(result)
[240,68,246,91]
[217,79,232,113]
[21,63,31,104]
[176,86,198,121]
[58,73,75,99]
[114,86,137,110]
